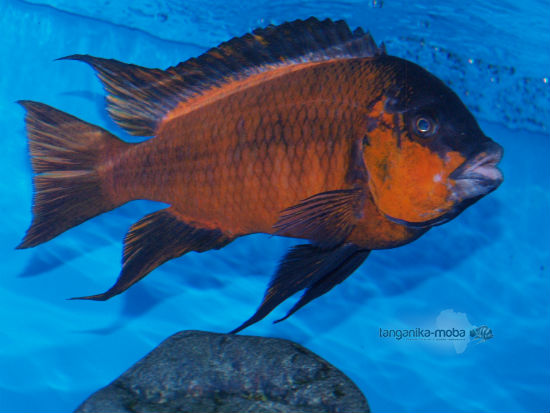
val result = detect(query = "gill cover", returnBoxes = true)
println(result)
[363,100,464,225]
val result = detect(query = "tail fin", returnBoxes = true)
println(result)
[17,101,131,249]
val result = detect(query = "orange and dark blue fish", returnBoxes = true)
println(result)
[17,18,503,333]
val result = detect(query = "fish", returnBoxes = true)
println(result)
[470,325,494,342]
[17,17,503,333]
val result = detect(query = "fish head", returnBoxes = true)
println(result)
[483,328,494,340]
[362,56,503,228]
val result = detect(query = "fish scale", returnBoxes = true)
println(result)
[17,17,502,332]
[105,63,362,235]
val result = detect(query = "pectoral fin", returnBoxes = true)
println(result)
[273,188,364,248]
[230,243,369,334]
[72,208,233,301]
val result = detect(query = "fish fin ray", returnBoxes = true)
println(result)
[61,18,383,136]
[230,243,366,333]
[273,188,364,248]
[172,17,384,77]
[59,55,182,136]
[72,208,233,301]
[275,249,370,323]
[17,101,130,249]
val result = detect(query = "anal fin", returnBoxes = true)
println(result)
[230,243,369,334]
[72,208,233,301]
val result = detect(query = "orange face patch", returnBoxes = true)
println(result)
[363,100,466,224]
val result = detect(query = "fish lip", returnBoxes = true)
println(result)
[450,144,504,200]
[451,150,503,181]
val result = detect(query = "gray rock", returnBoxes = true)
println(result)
[74,330,369,413]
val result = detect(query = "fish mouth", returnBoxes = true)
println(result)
[449,142,504,202]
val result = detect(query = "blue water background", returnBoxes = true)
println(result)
[1,0,549,411]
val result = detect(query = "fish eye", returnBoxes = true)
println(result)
[412,115,438,137]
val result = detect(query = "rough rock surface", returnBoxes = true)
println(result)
[74,330,369,413]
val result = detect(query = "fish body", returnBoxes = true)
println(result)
[470,325,494,342]
[107,57,421,249]
[17,18,503,332]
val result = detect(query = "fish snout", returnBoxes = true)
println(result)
[450,140,504,201]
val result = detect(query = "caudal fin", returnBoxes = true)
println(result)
[17,101,131,249]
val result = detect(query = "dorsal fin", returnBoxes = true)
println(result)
[170,17,384,80]
[62,17,384,137]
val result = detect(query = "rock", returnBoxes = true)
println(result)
[74,330,369,413]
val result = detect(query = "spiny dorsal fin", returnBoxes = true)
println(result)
[62,17,384,137]
[171,17,384,78]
